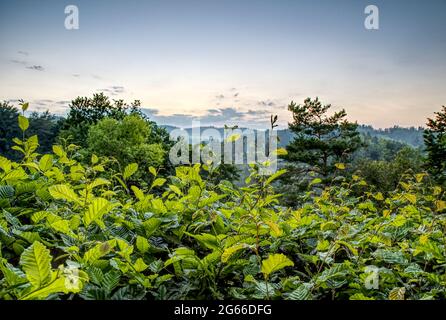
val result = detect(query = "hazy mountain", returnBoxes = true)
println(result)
[160,125,425,148]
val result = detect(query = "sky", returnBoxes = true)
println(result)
[0,0,445,129]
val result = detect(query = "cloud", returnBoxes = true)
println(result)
[200,107,244,123]
[234,92,239,97]
[72,74,80,78]
[141,108,195,127]
[97,86,125,95]
[141,106,272,128]
[34,99,55,105]
[10,52,45,71]
[26,65,44,71]
[257,100,276,107]
[10,59,27,65]
[246,109,270,116]
[215,94,225,100]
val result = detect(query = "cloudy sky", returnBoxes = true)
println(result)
[0,0,445,128]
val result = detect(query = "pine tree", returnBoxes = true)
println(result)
[284,97,362,176]
[424,106,446,184]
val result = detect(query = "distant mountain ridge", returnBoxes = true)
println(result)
[160,124,425,148]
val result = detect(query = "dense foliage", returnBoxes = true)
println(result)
[424,106,446,184]
[284,98,362,177]
[1,103,445,300]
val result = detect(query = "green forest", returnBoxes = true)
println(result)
[0,94,445,300]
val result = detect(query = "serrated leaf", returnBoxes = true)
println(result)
[84,198,115,227]
[39,154,53,171]
[19,242,52,288]
[136,236,150,253]
[389,287,406,300]
[123,163,138,180]
[261,254,294,277]
[222,243,247,263]
[48,184,80,203]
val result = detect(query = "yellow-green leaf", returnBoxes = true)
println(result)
[389,287,405,300]
[335,163,345,170]
[123,163,138,180]
[261,253,294,277]
[149,166,157,176]
[169,185,182,196]
[19,242,52,288]
[134,258,148,272]
[151,178,166,188]
[272,148,288,156]
[48,184,80,203]
[404,194,417,204]
[84,198,115,227]
[136,236,150,253]
[436,200,446,212]
[39,154,53,172]
[18,115,29,131]
[226,133,241,143]
[221,243,247,263]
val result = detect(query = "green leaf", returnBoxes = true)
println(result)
[142,218,162,237]
[2,168,28,181]
[221,243,247,263]
[84,198,115,227]
[52,145,64,157]
[404,194,417,204]
[149,166,157,176]
[91,154,99,164]
[287,283,313,300]
[151,178,166,188]
[335,163,345,170]
[226,133,241,143]
[134,258,148,272]
[261,253,294,277]
[21,102,29,112]
[87,178,111,191]
[131,186,145,201]
[136,236,150,253]
[389,287,406,300]
[83,241,116,264]
[39,154,53,171]
[265,169,287,186]
[349,293,375,300]
[309,178,322,186]
[21,276,72,300]
[48,184,80,203]
[0,185,14,199]
[187,233,221,251]
[19,242,52,288]
[169,185,182,196]
[123,163,138,180]
[272,148,288,156]
[18,115,29,131]
[435,200,446,212]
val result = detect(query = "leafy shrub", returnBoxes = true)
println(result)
[0,109,445,300]
[87,115,165,181]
